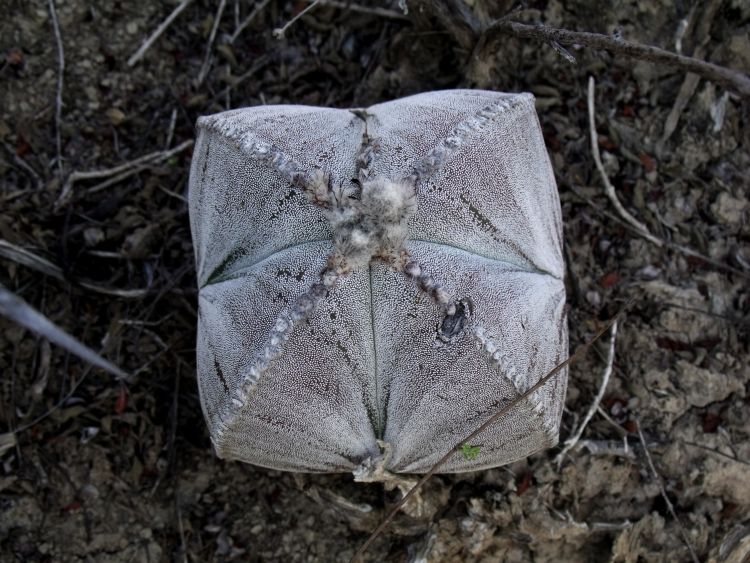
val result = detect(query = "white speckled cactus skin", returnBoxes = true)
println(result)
[189,90,567,474]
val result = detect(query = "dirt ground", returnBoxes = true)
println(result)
[1,0,749,561]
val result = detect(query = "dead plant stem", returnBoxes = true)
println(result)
[57,139,193,205]
[48,0,65,182]
[555,319,618,465]
[307,0,409,21]
[127,0,194,67]
[273,0,322,39]
[491,20,750,97]
[196,0,227,85]
[636,421,700,563]
[229,0,272,43]
[588,76,660,244]
[567,184,750,281]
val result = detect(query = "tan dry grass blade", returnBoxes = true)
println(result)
[0,284,130,381]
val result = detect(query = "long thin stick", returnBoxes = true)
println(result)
[308,0,409,21]
[57,139,193,204]
[555,319,618,465]
[680,440,750,467]
[196,0,227,85]
[67,139,193,183]
[351,304,630,562]
[127,0,194,67]
[1,142,42,190]
[207,56,271,104]
[48,0,65,181]
[636,421,700,563]
[490,21,750,97]
[273,0,322,39]
[229,0,272,43]
[0,238,149,299]
[588,76,660,245]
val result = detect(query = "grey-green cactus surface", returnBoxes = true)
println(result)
[189,90,567,474]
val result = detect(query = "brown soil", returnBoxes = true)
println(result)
[1,1,748,561]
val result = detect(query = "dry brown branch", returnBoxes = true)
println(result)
[47,0,65,181]
[636,421,700,563]
[351,305,630,562]
[489,20,750,97]
[196,0,227,86]
[555,319,618,466]
[127,0,194,67]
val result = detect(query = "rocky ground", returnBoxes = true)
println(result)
[1,0,748,561]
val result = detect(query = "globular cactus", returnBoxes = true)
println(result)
[189,90,567,474]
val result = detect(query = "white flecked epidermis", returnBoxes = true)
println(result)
[189,90,568,473]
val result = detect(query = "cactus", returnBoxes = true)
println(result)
[189,90,567,474]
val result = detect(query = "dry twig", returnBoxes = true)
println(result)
[489,20,750,97]
[127,0,194,67]
[555,319,618,465]
[165,107,178,150]
[0,239,65,281]
[681,440,750,468]
[577,439,635,460]
[351,305,630,562]
[0,238,150,298]
[660,0,721,146]
[567,183,750,281]
[207,56,271,105]
[636,421,700,563]
[273,0,322,39]
[1,142,42,191]
[588,76,660,244]
[196,0,227,86]
[307,0,409,21]
[56,139,193,205]
[47,0,65,181]
[229,0,273,43]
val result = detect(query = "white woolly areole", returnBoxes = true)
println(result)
[327,176,416,272]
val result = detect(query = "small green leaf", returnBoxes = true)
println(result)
[460,443,481,461]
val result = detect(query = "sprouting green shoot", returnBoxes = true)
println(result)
[460,443,481,461]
